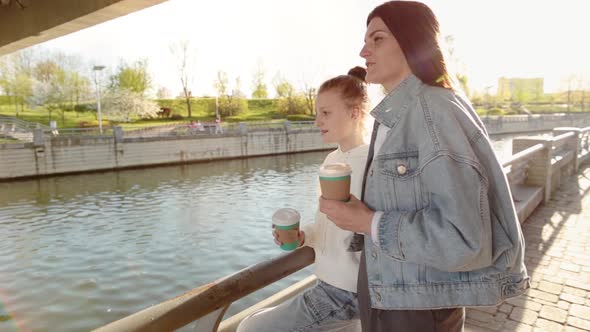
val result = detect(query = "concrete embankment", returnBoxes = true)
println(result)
[2,113,590,181]
[0,129,334,180]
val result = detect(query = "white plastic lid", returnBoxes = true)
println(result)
[272,208,301,226]
[319,163,352,177]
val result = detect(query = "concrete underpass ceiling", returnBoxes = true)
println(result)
[0,0,169,56]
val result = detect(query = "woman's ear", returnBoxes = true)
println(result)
[351,106,361,119]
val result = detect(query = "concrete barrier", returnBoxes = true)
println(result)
[0,125,335,181]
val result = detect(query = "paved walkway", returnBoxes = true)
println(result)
[465,163,590,331]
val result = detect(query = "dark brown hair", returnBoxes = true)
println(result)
[367,1,453,89]
[318,66,368,109]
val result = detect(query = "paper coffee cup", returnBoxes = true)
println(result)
[319,163,352,201]
[272,208,301,251]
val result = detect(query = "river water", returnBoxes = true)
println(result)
[0,133,545,331]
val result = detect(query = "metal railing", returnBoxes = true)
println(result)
[3,113,590,143]
[120,121,317,139]
[0,115,47,142]
[41,127,116,138]
[0,115,48,131]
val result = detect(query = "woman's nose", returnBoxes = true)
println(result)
[314,116,321,127]
[359,44,370,58]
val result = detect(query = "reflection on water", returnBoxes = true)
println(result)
[0,133,546,331]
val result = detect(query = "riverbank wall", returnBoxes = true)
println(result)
[2,113,590,180]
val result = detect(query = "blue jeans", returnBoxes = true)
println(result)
[236,280,360,332]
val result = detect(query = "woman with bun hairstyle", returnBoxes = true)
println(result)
[237,67,370,332]
[319,2,530,331]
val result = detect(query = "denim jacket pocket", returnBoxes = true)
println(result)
[376,151,421,212]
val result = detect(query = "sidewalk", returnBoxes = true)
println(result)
[466,163,590,331]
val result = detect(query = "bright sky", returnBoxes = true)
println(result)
[36,0,590,97]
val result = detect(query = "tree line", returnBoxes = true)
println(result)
[2,41,588,127]
[0,44,318,125]
[0,49,161,125]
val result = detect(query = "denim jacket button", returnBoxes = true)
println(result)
[397,164,407,175]
[375,292,382,301]
[371,251,377,259]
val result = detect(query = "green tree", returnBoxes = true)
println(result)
[251,63,268,99]
[31,61,73,124]
[30,54,93,123]
[213,71,229,116]
[302,79,316,115]
[69,72,91,114]
[214,71,247,117]
[213,70,228,98]
[110,59,151,96]
[0,50,34,116]
[273,73,306,115]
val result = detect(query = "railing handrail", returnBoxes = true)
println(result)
[0,115,47,130]
[93,247,315,332]
[502,143,546,168]
[552,131,575,142]
[502,131,579,170]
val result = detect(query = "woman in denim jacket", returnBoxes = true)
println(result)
[319,2,530,331]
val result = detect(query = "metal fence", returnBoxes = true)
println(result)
[4,113,590,144]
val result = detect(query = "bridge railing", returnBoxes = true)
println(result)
[93,125,590,332]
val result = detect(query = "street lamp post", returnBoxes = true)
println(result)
[93,65,106,134]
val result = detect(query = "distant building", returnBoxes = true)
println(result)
[497,77,544,101]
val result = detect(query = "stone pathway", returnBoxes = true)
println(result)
[465,164,590,331]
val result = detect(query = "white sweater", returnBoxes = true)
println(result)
[302,144,369,293]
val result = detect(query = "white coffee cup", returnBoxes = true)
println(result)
[272,208,301,251]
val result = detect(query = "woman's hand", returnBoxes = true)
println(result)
[319,195,374,234]
[272,226,305,247]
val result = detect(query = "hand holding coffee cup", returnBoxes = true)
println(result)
[272,229,305,248]
[272,208,302,251]
[319,163,352,201]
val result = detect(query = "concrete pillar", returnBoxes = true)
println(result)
[33,128,44,147]
[553,127,581,171]
[283,121,292,133]
[512,137,553,203]
[113,126,124,143]
[239,122,248,136]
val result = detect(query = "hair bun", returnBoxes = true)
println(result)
[347,66,366,82]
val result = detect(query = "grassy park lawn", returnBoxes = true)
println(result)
[0,138,18,144]
[2,103,578,130]
[0,106,99,128]
[0,103,313,129]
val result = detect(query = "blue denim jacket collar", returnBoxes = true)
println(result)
[370,74,423,129]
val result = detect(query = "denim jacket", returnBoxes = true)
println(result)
[363,74,530,309]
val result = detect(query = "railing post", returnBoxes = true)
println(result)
[33,128,45,147]
[239,122,248,136]
[553,127,581,171]
[283,121,291,133]
[512,137,553,203]
[113,126,124,143]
